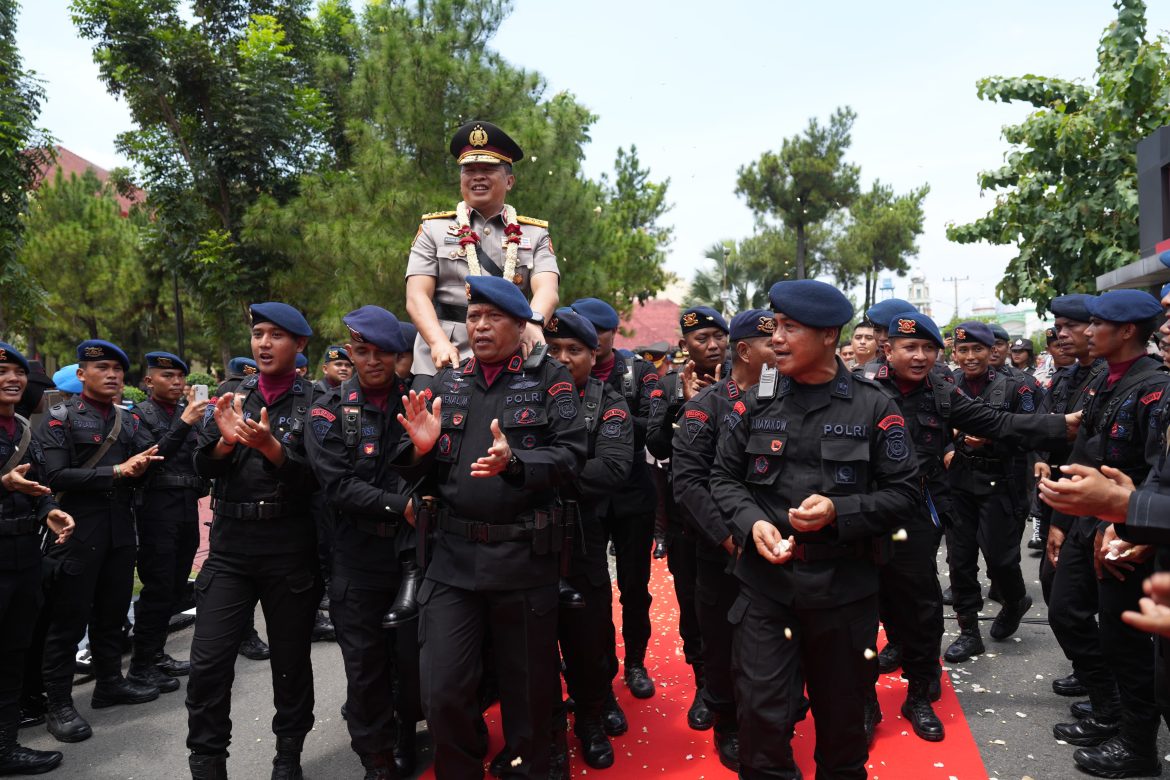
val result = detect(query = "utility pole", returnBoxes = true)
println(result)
[942,275,968,320]
[719,244,732,320]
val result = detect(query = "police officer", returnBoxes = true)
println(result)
[1009,338,1036,374]
[671,308,776,771]
[294,353,309,378]
[397,275,586,779]
[315,346,353,393]
[32,340,162,743]
[710,280,920,779]
[187,303,322,780]
[544,307,633,771]
[1038,290,1168,778]
[405,121,560,385]
[128,352,209,694]
[306,306,416,780]
[0,343,73,775]
[870,313,1072,743]
[854,298,915,376]
[646,305,729,729]
[568,297,659,724]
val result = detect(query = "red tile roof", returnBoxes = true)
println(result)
[32,145,145,216]
[616,298,680,350]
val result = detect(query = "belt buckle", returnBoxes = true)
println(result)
[472,522,489,543]
[791,543,807,562]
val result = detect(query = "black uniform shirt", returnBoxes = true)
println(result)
[136,398,202,482]
[710,362,919,608]
[1120,392,1170,544]
[947,367,1037,496]
[409,351,587,590]
[0,418,58,571]
[592,353,657,517]
[645,369,686,461]
[307,376,411,585]
[36,397,154,547]
[194,374,318,555]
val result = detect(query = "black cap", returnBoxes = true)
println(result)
[450,121,523,165]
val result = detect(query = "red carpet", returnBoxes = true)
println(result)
[416,558,990,778]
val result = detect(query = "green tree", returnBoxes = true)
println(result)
[735,107,861,280]
[833,181,929,311]
[946,0,1170,313]
[71,0,333,364]
[0,0,52,335]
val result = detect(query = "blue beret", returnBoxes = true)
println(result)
[545,307,599,349]
[228,357,257,377]
[953,321,995,347]
[1086,289,1163,322]
[570,298,620,331]
[343,305,407,353]
[617,348,635,360]
[0,342,29,373]
[865,298,916,327]
[52,364,82,394]
[77,339,129,371]
[399,322,418,349]
[768,280,854,328]
[680,306,729,334]
[295,353,308,369]
[145,351,189,374]
[467,275,533,321]
[249,301,312,337]
[1160,250,1170,269]
[887,312,943,347]
[729,309,776,341]
[1161,283,1170,301]
[989,323,1010,342]
[1048,294,1094,322]
[322,345,351,364]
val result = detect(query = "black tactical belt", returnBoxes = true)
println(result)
[434,302,468,324]
[790,541,867,562]
[148,474,207,491]
[351,517,398,538]
[438,511,532,543]
[213,500,295,520]
[0,515,38,536]
[953,452,1009,473]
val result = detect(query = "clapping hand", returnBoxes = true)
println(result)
[398,391,442,457]
[1,464,51,496]
[470,419,512,478]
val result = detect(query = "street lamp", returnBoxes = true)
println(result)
[720,244,732,320]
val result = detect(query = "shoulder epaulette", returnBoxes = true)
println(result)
[49,403,68,422]
[516,215,548,228]
[421,210,457,220]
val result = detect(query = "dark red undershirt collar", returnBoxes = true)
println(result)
[0,414,15,439]
[1106,354,1143,387]
[258,371,296,405]
[81,394,113,419]
[592,354,616,382]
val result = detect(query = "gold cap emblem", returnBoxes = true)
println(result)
[0,349,7,362]
[547,317,559,333]
[84,346,103,358]
[955,327,967,340]
[757,316,776,334]
[469,125,488,147]
[896,318,916,335]
[682,312,699,328]
[328,349,340,360]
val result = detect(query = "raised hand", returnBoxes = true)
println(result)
[181,387,210,425]
[1,463,51,496]
[398,391,442,456]
[470,418,512,478]
[214,393,244,445]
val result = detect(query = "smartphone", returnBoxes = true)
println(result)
[193,384,209,404]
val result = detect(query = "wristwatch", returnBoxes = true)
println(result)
[528,312,545,327]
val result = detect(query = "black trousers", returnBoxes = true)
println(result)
[134,497,199,662]
[665,529,702,666]
[185,547,321,755]
[695,553,738,724]
[330,573,419,757]
[40,529,136,687]
[419,579,559,780]
[0,564,41,730]
[558,572,616,720]
[601,508,653,663]
[1048,526,1111,690]
[877,520,943,685]
[945,488,1025,616]
[1099,558,1158,749]
[731,587,878,780]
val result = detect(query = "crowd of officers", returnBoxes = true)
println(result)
[2,115,1170,780]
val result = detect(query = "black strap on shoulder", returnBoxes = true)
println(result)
[987,374,1008,410]
[931,376,952,418]
[49,404,68,424]
[342,404,363,449]
[583,380,605,435]
[621,359,637,403]
[0,415,33,477]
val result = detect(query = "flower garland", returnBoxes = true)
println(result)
[455,201,522,286]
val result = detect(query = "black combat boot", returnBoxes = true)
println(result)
[153,652,191,677]
[687,665,712,730]
[359,752,397,780]
[382,560,422,628]
[238,629,270,661]
[712,711,740,773]
[0,726,63,775]
[44,684,91,743]
[128,660,181,693]
[600,687,628,736]
[943,614,985,662]
[1071,700,1094,720]
[624,650,655,699]
[558,578,585,609]
[271,736,304,780]
[310,610,335,642]
[17,695,44,730]
[575,714,614,769]
[1073,736,1161,778]
[189,752,229,780]
[901,679,944,742]
[1054,686,1121,747]
[990,595,1032,640]
[863,698,883,746]
[91,673,160,708]
[1053,672,1089,697]
[393,722,416,777]
[941,586,953,606]
[652,535,667,559]
[877,643,902,674]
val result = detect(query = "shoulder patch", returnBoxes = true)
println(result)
[650,388,665,399]
[641,372,657,384]
[1142,390,1163,406]
[603,407,628,421]
[516,215,548,228]
[311,407,337,422]
[421,210,456,220]
[877,414,905,431]
[549,381,573,397]
[685,408,709,424]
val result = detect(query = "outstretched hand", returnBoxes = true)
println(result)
[471,419,512,478]
[1,464,51,496]
[398,391,442,457]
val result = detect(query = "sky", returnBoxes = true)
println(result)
[16,0,1170,322]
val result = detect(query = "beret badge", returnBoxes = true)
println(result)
[469,125,489,147]
[682,312,699,328]
[896,318,916,335]
[757,316,775,334]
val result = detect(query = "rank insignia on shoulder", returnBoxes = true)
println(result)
[516,215,548,228]
[421,210,457,220]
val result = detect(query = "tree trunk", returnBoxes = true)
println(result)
[795,222,807,280]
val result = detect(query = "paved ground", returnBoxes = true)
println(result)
[18,536,1170,779]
